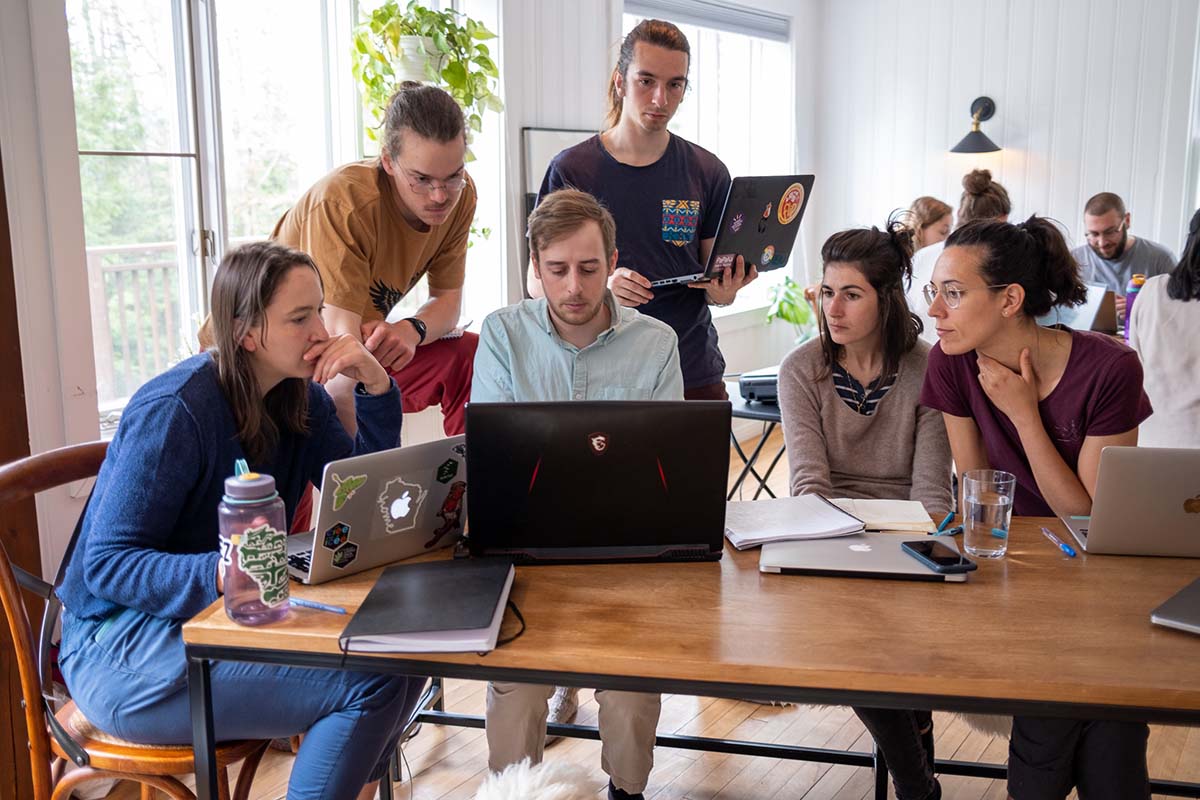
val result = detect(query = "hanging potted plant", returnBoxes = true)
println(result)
[351,0,502,149]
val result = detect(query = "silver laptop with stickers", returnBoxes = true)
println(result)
[1059,447,1200,557]
[287,435,467,584]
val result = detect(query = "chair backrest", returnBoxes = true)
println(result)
[0,441,106,800]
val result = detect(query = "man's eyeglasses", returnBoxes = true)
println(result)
[922,282,1009,310]
[1084,223,1126,242]
[398,165,468,195]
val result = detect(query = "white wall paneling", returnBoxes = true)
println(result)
[808,0,1200,264]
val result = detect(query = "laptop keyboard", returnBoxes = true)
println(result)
[288,549,313,573]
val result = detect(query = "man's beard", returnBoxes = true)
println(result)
[1091,226,1129,260]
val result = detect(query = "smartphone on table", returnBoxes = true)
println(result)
[901,540,978,575]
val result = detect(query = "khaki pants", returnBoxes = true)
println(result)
[486,682,661,794]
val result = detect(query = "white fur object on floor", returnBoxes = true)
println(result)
[474,759,596,800]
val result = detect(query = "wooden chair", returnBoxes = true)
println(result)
[0,441,269,800]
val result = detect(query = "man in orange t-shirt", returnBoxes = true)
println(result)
[199,82,478,437]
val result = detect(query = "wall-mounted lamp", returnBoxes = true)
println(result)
[950,96,1001,153]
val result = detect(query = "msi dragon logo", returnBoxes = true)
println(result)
[588,432,608,455]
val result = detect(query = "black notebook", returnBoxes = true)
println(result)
[339,559,515,653]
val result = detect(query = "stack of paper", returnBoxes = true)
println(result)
[725,495,865,550]
[829,498,934,532]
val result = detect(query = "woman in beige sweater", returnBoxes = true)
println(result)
[778,218,952,800]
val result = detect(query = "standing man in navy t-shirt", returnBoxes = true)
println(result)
[528,18,757,402]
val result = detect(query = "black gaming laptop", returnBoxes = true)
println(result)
[465,401,730,563]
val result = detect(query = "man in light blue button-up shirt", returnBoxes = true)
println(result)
[475,189,679,800]
[472,197,684,404]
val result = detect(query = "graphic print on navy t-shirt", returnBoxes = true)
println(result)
[662,199,700,246]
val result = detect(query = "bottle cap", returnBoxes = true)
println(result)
[223,470,278,504]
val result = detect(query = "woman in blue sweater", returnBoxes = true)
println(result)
[57,242,419,800]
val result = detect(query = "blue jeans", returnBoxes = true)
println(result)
[60,608,424,800]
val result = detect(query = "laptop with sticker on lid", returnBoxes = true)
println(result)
[287,435,468,584]
[649,174,815,288]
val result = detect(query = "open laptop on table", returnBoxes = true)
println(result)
[650,175,815,287]
[1060,446,1200,556]
[759,532,970,582]
[287,435,468,584]
[465,401,730,563]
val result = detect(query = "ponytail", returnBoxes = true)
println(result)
[605,20,691,129]
[818,212,922,379]
[945,215,1086,317]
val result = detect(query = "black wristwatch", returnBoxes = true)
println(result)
[402,316,427,345]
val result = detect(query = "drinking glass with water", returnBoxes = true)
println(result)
[962,469,1016,558]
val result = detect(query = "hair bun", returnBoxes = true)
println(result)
[962,169,994,196]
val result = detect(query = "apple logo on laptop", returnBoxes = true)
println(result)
[390,491,412,520]
[1185,495,1200,514]
[849,544,872,553]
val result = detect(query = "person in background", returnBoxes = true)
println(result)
[907,195,953,251]
[1128,207,1200,448]
[1070,191,1175,323]
[908,170,1012,342]
[779,217,951,800]
[56,242,423,800]
[920,216,1152,800]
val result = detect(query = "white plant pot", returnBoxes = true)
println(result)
[396,35,443,82]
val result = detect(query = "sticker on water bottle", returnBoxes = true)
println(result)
[237,524,289,608]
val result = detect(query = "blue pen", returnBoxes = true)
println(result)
[1040,526,1077,558]
[935,511,955,533]
[291,597,347,615]
[934,525,963,536]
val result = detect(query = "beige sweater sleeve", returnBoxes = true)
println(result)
[909,401,954,519]
[778,342,835,500]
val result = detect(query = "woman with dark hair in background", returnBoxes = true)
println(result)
[56,242,423,800]
[920,217,1152,799]
[908,195,953,251]
[1128,207,1200,447]
[910,170,1013,342]
[779,217,952,800]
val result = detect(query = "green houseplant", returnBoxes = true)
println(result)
[351,0,502,147]
[765,275,818,344]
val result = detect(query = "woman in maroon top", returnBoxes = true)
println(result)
[919,216,1152,800]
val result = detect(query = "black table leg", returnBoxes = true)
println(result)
[873,744,889,800]
[728,428,773,501]
[188,655,218,800]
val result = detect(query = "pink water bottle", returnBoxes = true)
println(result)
[218,462,289,625]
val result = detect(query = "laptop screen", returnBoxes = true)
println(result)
[465,401,730,558]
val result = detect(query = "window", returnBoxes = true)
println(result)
[67,0,211,416]
[621,8,795,312]
[67,0,507,423]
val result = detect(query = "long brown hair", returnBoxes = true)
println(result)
[209,242,319,464]
[605,19,690,129]
[907,195,952,246]
[818,215,922,380]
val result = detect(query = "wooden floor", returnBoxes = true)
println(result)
[105,424,1200,799]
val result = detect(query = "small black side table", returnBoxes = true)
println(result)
[725,380,786,501]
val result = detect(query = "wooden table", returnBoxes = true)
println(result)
[183,517,1200,799]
